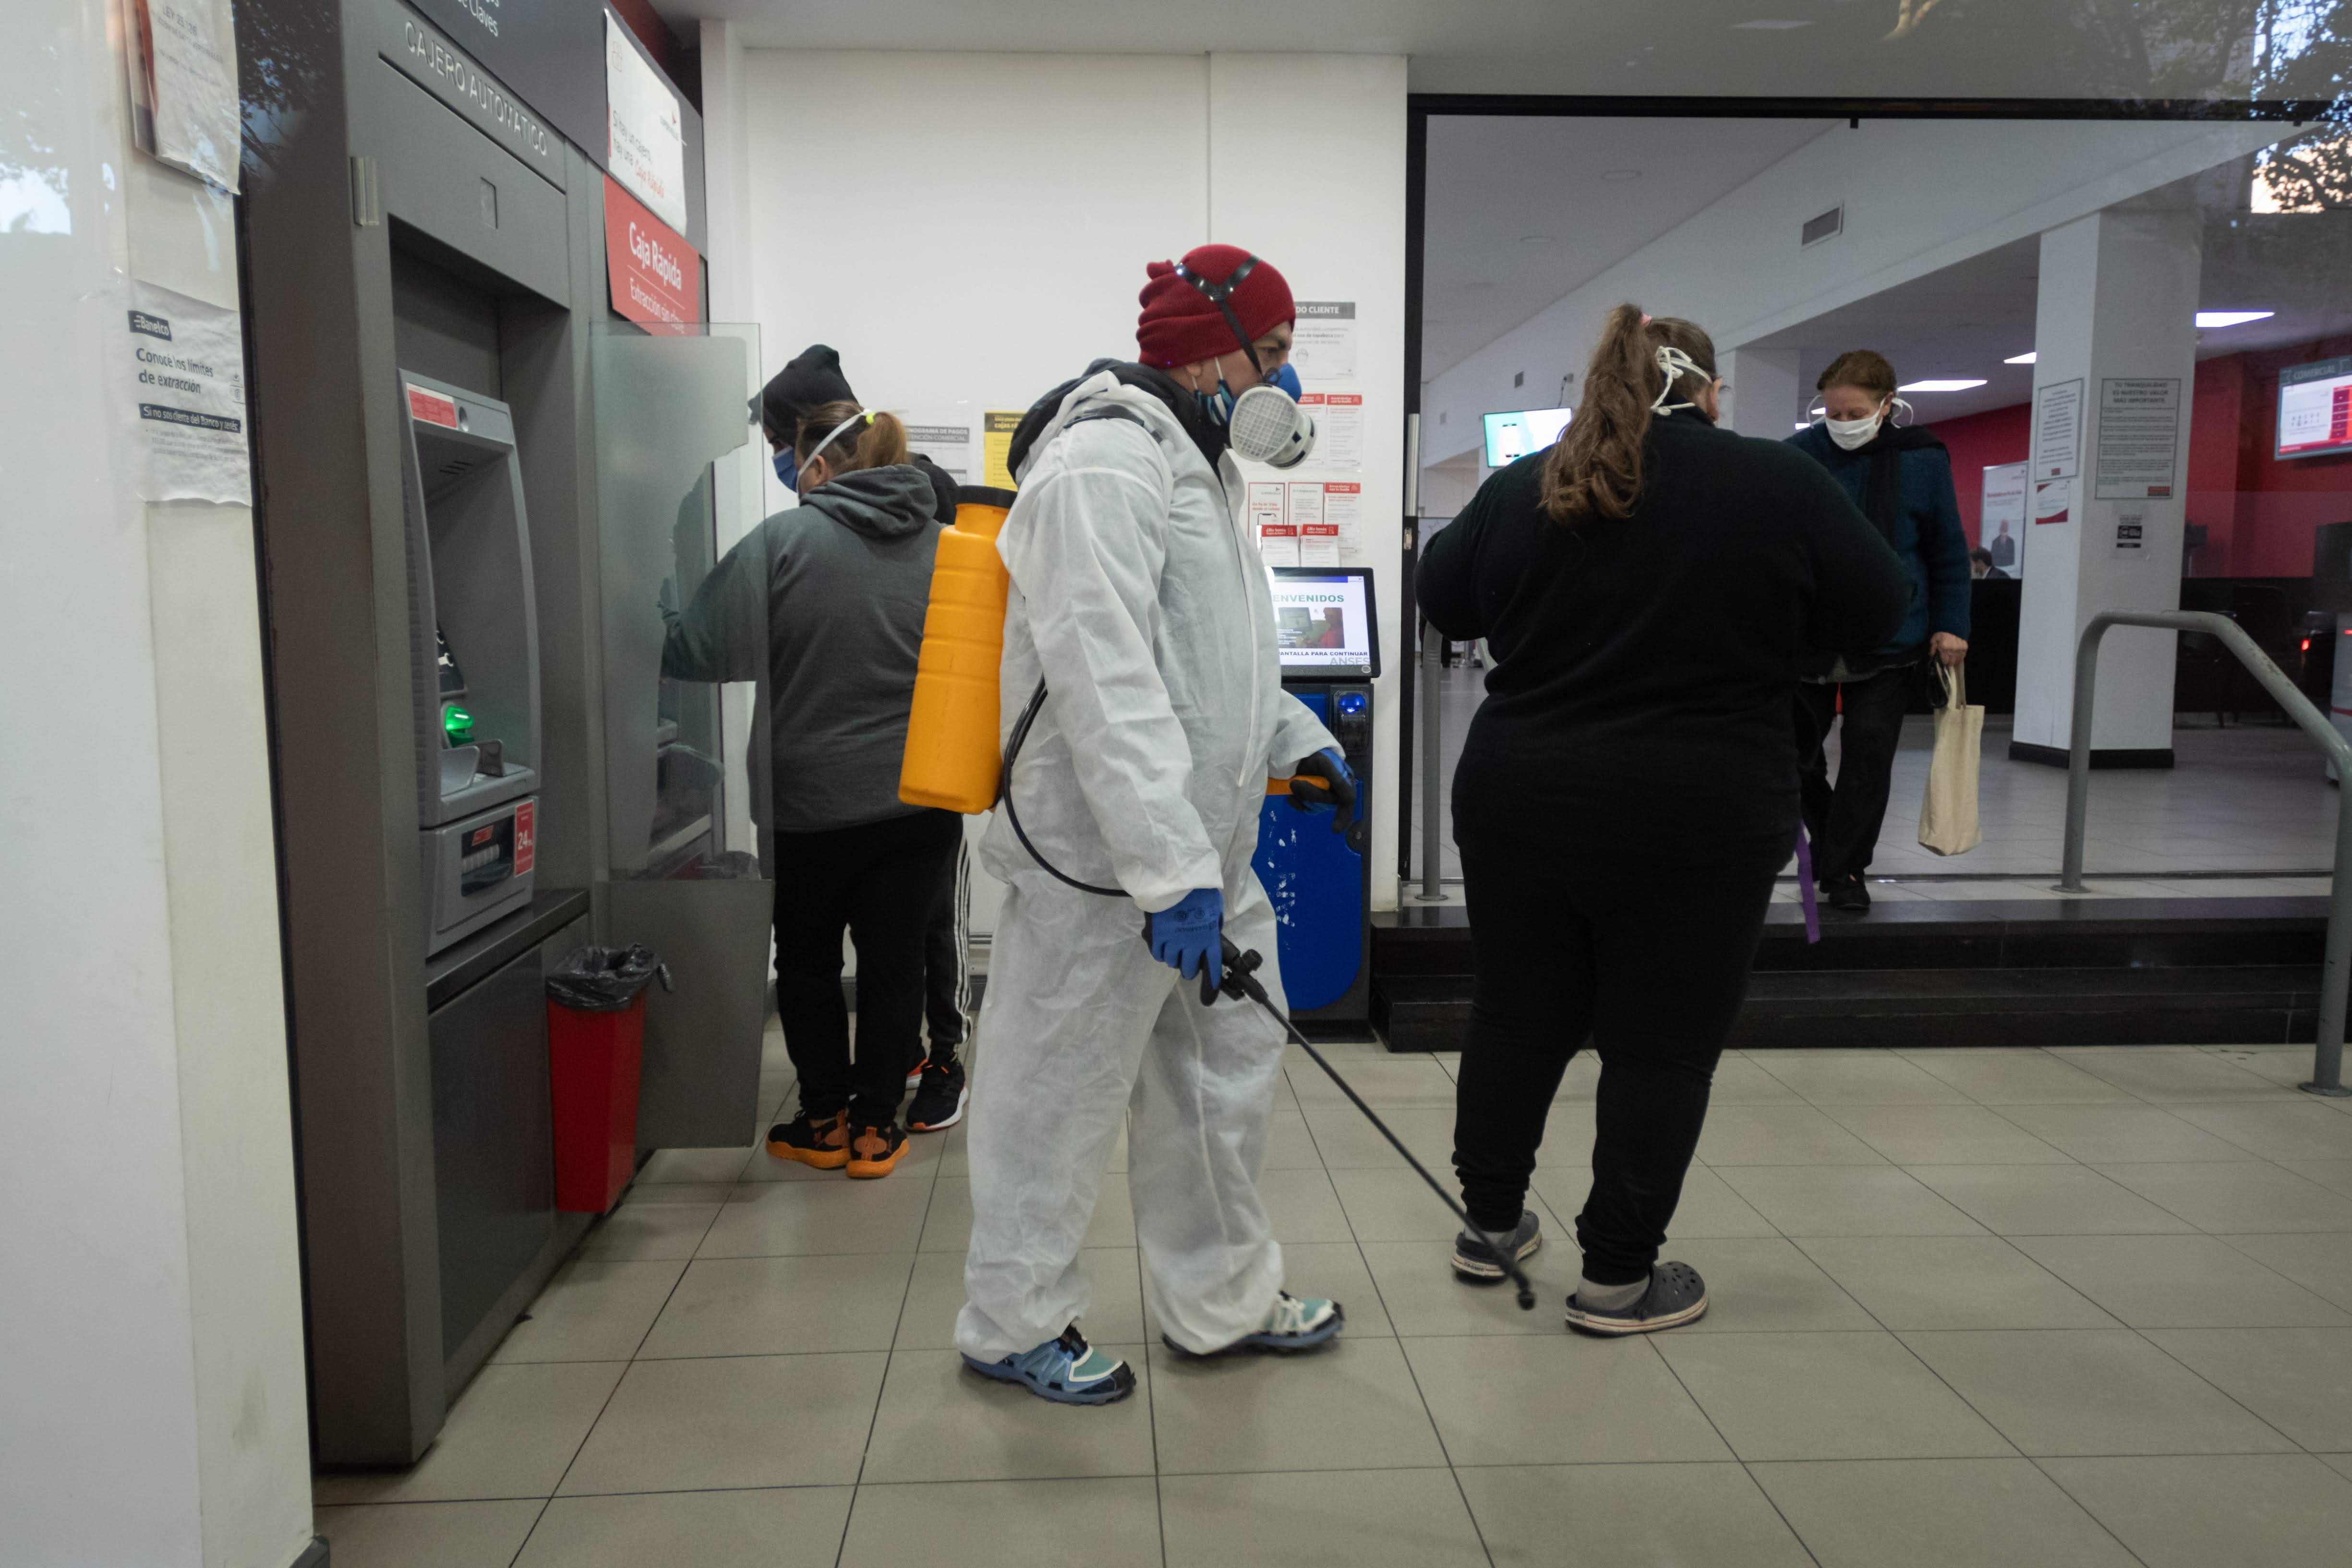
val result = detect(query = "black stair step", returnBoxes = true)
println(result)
[1372,965,2325,1054]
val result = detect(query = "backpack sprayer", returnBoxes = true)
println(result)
[898,491,1539,1313]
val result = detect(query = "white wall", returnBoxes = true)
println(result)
[719,46,1409,918]
[0,1,314,1564]
[1423,119,2285,468]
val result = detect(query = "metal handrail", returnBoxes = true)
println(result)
[1414,621,1449,903]
[2060,609,2352,1096]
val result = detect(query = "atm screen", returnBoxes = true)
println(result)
[1271,567,1380,679]
[1482,407,1573,468]
[2279,355,2352,460]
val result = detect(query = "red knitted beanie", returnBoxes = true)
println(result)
[1136,244,1295,370]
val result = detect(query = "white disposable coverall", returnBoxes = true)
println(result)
[956,370,1338,1358]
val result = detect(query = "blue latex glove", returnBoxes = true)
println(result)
[1288,748,1359,833]
[1145,887,1224,990]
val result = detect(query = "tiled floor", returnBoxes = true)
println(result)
[319,1030,2352,1566]
[1411,663,2341,894]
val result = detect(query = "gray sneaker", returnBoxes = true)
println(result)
[1451,1209,1542,1283]
[1563,1261,1709,1336]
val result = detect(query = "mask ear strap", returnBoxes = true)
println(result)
[1650,345,1701,414]
[1175,255,1266,374]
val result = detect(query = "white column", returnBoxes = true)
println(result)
[1721,347,1803,440]
[2012,205,2202,763]
[0,0,315,1563]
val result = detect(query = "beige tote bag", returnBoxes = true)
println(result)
[1918,661,1983,856]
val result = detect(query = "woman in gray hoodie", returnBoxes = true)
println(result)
[663,402,952,1179]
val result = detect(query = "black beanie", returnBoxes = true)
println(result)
[754,344,857,441]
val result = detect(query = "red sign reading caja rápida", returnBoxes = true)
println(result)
[603,175,701,329]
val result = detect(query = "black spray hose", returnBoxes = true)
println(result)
[999,680,1538,1312]
[1207,939,1539,1312]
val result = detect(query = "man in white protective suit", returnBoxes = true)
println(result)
[954,245,1362,1405]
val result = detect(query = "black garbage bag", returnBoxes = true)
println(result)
[547,945,674,1012]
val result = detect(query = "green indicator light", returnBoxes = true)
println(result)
[444,704,475,744]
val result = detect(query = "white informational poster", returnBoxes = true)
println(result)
[1980,460,2027,579]
[121,280,250,505]
[2034,377,2084,481]
[2034,477,2073,528]
[1322,482,1363,557]
[605,14,688,236]
[1301,393,1363,470]
[901,405,978,485]
[1291,302,1357,381]
[1286,481,1339,565]
[2094,377,2183,500]
[120,0,242,191]
[1248,481,1297,565]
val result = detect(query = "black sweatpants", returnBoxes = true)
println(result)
[773,808,964,1131]
[1452,840,1780,1286]
[1793,663,1916,883]
[920,837,973,1065]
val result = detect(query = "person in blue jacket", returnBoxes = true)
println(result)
[1786,350,1971,913]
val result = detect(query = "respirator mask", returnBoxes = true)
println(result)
[1818,396,1911,452]
[1175,255,1318,470]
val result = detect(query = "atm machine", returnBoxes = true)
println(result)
[398,374,541,953]
[1254,567,1379,1027]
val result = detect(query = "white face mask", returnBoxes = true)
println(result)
[1825,414,1881,451]
[1821,395,1909,451]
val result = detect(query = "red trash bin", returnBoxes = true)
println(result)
[546,946,668,1214]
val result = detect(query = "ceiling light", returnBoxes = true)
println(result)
[1733,18,1814,27]
[1899,379,1988,393]
[1600,169,1641,182]
[2196,310,2274,328]
[2005,351,2037,365]
[1794,421,1811,432]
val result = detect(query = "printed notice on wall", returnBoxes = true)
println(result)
[1980,460,2026,579]
[120,0,242,191]
[2114,510,2147,557]
[121,281,249,505]
[982,411,1024,490]
[2094,377,2183,501]
[2034,477,2072,528]
[1299,393,1363,470]
[1291,302,1358,382]
[902,405,977,484]
[2034,378,2084,481]
[605,13,687,235]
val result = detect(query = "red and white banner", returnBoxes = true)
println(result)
[603,176,701,329]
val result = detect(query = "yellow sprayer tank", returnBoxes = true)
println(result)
[899,487,1019,813]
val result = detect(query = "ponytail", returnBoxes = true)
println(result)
[1539,304,1718,526]
[795,400,911,476]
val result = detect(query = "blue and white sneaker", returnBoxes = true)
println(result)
[961,1325,1136,1405]
[1163,1291,1345,1358]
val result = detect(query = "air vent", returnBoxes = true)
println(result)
[1801,205,1844,248]
[436,456,480,479]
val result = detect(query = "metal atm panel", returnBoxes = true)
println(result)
[397,372,542,952]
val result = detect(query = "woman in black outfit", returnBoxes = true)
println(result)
[1418,305,1908,1334]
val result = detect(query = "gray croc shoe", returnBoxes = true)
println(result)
[1451,1210,1542,1283]
[1563,1261,1709,1336]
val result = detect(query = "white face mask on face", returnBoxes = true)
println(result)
[1821,395,1909,451]
[1825,413,1881,451]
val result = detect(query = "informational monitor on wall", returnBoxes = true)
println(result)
[2279,356,2352,461]
[1271,567,1380,680]
[1482,407,1573,469]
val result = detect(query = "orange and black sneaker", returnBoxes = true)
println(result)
[767,1109,851,1170]
[845,1121,908,1179]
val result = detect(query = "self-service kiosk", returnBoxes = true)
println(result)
[398,374,542,954]
[1255,567,1379,1026]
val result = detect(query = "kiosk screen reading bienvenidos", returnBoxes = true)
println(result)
[1271,566,1381,680]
